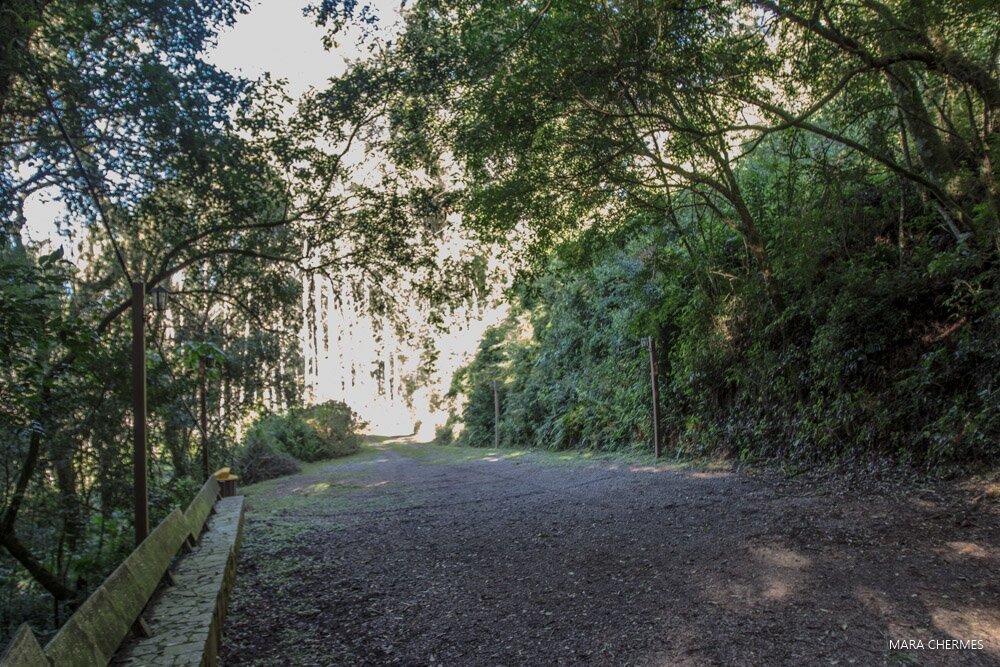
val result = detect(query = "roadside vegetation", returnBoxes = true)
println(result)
[443,197,999,469]
[351,1,1000,471]
[0,0,464,646]
[236,400,366,484]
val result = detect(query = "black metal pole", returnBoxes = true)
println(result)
[131,282,149,545]
[648,336,661,459]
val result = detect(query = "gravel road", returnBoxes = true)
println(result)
[222,440,1000,666]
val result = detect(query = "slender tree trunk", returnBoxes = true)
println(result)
[886,64,956,192]
[164,413,189,478]
[0,389,77,601]
[719,159,784,309]
[97,436,116,519]
[200,364,209,479]
[492,380,500,449]
[51,445,82,555]
[0,531,76,600]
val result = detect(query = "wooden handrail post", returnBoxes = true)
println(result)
[647,336,661,459]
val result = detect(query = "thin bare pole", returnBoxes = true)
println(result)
[492,380,500,449]
[648,336,662,459]
[132,282,149,545]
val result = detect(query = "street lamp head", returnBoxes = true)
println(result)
[150,285,169,312]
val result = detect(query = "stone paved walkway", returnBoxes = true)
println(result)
[116,496,244,666]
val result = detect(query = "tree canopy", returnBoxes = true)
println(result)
[0,0,478,639]
[313,0,998,463]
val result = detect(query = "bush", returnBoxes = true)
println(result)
[234,428,301,485]
[303,400,365,459]
[250,412,325,462]
[233,400,365,483]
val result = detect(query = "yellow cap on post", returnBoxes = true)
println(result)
[213,467,239,482]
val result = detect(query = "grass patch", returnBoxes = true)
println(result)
[241,441,429,522]
[385,439,729,472]
[241,446,383,495]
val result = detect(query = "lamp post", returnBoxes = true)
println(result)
[150,285,169,312]
[133,282,168,546]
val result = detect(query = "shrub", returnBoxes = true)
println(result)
[251,412,325,462]
[233,400,365,483]
[303,400,365,459]
[234,427,301,484]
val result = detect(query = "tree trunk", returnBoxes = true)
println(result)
[719,158,784,309]
[164,413,190,478]
[51,443,82,556]
[886,64,956,193]
[0,531,76,601]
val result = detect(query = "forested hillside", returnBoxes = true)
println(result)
[318,0,999,467]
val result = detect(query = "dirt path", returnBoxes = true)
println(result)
[221,440,1000,666]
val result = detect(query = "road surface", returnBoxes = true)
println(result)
[222,439,1000,666]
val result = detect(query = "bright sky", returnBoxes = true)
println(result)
[23,0,402,249]
[208,0,404,96]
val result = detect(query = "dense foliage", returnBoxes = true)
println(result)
[236,400,366,484]
[447,180,999,465]
[318,0,999,467]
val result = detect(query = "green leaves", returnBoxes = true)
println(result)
[0,246,78,420]
[37,246,64,268]
[180,340,226,380]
